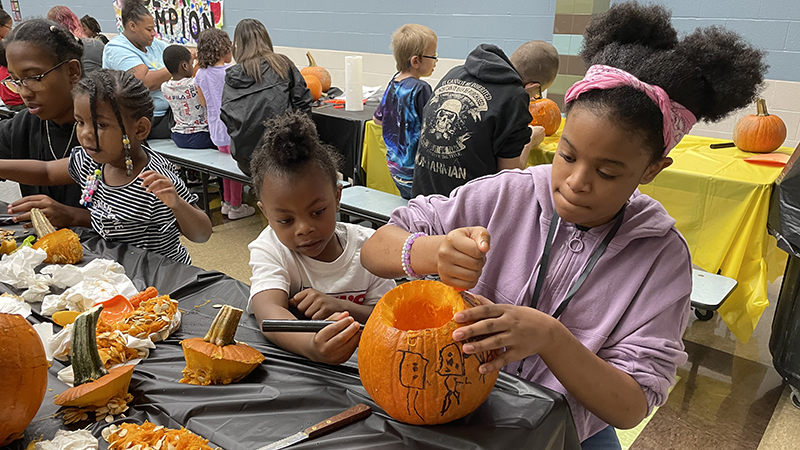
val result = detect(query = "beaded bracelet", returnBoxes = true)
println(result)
[401,232,427,279]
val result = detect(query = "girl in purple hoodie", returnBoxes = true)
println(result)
[361,3,766,448]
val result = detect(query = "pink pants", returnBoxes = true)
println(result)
[218,145,242,206]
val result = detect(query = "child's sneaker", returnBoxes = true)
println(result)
[228,204,255,220]
[220,201,231,215]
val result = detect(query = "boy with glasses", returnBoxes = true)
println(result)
[374,24,437,199]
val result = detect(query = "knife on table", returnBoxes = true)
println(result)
[254,404,372,450]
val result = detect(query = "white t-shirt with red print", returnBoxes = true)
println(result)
[247,222,396,314]
[160,77,209,134]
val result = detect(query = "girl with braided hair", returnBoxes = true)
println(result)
[362,2,767,447]
[0,69,211,263]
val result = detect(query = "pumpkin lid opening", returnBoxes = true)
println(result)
[384,281,463,332]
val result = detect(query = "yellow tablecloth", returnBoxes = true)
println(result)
[361,120,793,342]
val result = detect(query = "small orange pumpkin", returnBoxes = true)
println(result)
[180,305,265,385]
[359,280,498,425]
[529,97,562,136]
[733,98,787,153]
[0,313,49,446]
[300,51,331,92]
[303,74,323,102]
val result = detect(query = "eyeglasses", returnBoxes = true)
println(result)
[421,53,438,61]
[2,60,71,94]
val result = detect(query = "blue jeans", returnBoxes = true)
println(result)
[171,131,215,149]
[581,426,621,450]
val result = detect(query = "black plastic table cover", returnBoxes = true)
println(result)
[312,102,378,185]
[2,229,580,450]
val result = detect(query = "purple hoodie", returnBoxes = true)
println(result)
[389,164,691,441]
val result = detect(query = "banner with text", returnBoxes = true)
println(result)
[114,0,223,44]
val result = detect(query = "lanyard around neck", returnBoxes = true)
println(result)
[516,206,625,377]
[530,206,626,319]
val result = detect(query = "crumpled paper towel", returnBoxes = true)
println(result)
[0,247,51,302]
[32,322,55,361]
[41,259,138,316]
[0,292,31,317]
[35,429,98,450]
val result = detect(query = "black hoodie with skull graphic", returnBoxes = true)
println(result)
[411,44,533,197]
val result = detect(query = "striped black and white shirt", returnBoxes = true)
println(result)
[68,145,198,264]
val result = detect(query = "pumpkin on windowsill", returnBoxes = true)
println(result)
[301,51,331,92]
[733,98,787,153]
[529,97,562,136]
[0,313,49,446]
[53,306,135,408]
[180,305,265,385]
[359,280,499,425]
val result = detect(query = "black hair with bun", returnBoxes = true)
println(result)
[571,1,767,161]
[250,111,343,197]
[5,19,84,65]
[73,69,154,152]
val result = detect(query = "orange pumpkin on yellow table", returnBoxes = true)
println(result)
[529,97,562,136]
[300,51,331,92]
[359,280,498,425]
[733,98,787,153]
[0,313,49,446]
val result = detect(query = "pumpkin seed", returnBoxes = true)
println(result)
[212,304,223,308]
[118,429,128,437]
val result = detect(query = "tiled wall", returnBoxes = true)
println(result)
[19,0,558,60]
[17,0,800,148]
[547,0,610,107]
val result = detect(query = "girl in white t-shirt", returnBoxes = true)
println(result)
[248,111,396,365]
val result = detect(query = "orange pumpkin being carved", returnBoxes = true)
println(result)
[300,51,331,92]
[0,313,49,446]
[303,74,323,102]
[180,305,265,385]
[359,280,498,425]
[529,97,562,136]
[733,98,787,153]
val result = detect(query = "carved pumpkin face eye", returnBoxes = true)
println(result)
[358,280,499,425]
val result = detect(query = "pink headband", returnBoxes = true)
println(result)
[564,65,697,156]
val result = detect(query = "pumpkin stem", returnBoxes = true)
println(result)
[756,98,769,116]
[203,305,242,347]
[306,51,317,67]
[72,305,109,386]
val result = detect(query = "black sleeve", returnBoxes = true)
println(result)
[0,115,18,160]
[289,66,313,114]
[493,91,533,159]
